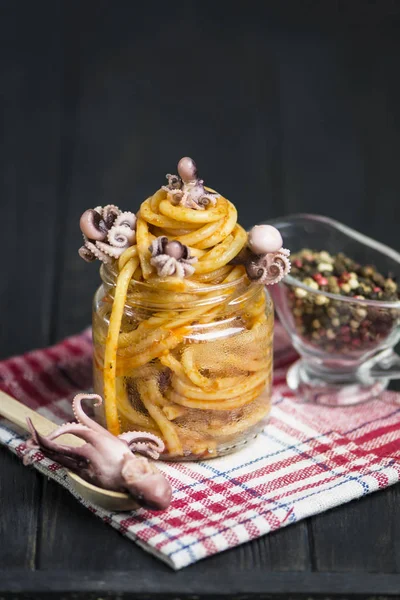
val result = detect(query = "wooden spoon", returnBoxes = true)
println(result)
[0,390,138,511]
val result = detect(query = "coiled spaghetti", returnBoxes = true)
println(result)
[94,187,273,458]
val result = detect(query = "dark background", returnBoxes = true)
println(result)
[1,2,400,597]
[2,0,400,360]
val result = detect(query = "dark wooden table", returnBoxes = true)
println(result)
[1,2,400,597]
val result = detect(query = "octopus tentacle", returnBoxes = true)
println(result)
[128,442,160,460]
[262,249,291,285]
[23,421,41,464]
[44,423,107,447]
[23,445,84,471]
[197,192,218,208]
[163,187,184,205]
[279,247,291,257]
[151,253,196,278]
[164,173,183,190]
[25,418,93,462]
[72,394,115,438]
[114,211,137,230]
[118,431,165,454]
[102,204,120,228]
[85,240,112,264]
[45,421,90,439]
[95,241,126,258]
[79,245,96,262]
[179,191,198,210]
[149,236,167,257]
[160,256,174,277]
[107,225,136,247]
[175,261,184,278]
[247,248,291,285]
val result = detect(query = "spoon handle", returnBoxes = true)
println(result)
[0,390,84,447]
[0,390,146,510]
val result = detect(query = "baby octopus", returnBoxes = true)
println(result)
[150,237,197,278]
[162,157,219,210]
[23,394,172,511]
[79,205,137,264]
[231,224,291,285]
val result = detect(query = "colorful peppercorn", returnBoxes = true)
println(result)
[288,249,399,354]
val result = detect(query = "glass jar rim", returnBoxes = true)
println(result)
[99,262,263,310]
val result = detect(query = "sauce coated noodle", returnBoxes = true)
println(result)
[94,188,273,458]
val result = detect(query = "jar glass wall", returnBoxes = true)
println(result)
[92,264,274,460]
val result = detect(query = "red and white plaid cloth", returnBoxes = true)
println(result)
[1,325,400,570]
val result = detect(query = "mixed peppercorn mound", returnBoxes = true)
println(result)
[288,249,399,354]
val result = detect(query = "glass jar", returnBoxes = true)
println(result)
[92,263,274,460]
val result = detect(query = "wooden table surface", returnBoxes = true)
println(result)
[1,2,400,598]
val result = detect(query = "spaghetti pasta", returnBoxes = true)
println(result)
[90,161,277,459]
[103,257,138,435]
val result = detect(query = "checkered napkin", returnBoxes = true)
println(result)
[1,326,400,570]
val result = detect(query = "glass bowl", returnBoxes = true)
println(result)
[269,214,400,405]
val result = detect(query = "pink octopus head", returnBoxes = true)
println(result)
[121,455,173,511]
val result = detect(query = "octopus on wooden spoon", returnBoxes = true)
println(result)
[23,393,172,511]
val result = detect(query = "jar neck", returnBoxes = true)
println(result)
[99,263,264,311]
